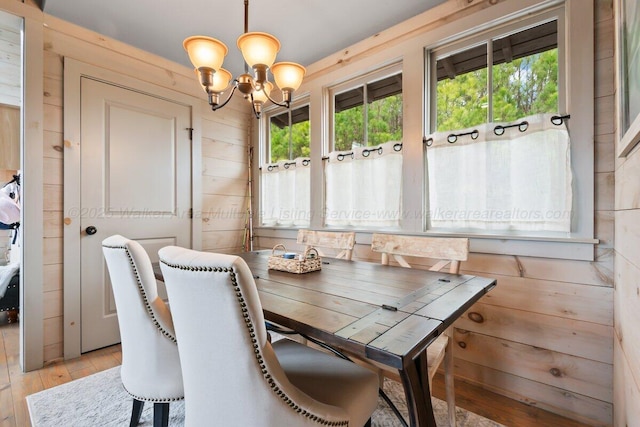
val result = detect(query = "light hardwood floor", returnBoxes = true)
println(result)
[0,314,592,427]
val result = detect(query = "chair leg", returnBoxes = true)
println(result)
[7,309,18,323]
[129,399,144,427]
[153,402,170,427]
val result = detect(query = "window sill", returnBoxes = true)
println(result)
[253,226,599,261]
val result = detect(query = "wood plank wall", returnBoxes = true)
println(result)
[0,105,19,170]
[39,15,249,362]
[613,0,640,420]
[256,2,616,425]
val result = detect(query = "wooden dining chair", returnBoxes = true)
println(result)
[371,233,470,427]
[296,229,356,260]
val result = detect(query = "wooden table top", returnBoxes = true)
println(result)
[236,251,496,370]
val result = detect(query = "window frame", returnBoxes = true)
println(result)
[327,62,403,155]
[258,95,312,228]
[423,5,580,238]
[421,4,595,243]
[427,10,564,131]
[261,95,311,166]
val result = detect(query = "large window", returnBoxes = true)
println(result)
[325,65,404,227]
[425,15,572,234]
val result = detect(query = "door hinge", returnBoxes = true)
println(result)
[186,127,194,140]
[188,208,193,219]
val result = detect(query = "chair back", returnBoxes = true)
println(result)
[101,235,183,400]
[371,233,469,273]
[159,246,349,427]
[296,229,356,260]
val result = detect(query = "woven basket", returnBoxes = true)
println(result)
[267,244,321,274]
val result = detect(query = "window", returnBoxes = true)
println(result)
[261,102,311,226]
[434,20,559,130]
[332,68,403,150]
[268,105,310,162]
[325,65,404,227]
[425,14,572,234]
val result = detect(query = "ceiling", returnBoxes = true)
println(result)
[42,0,447,78]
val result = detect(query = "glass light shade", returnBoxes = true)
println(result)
[183,36,228,71]
[271,62,306,91]
[210,68,233,92]
[253,82,273,104]
[237,32,280,68]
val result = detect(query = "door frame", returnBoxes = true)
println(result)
[0,1,46,373]
[63,58,202,359]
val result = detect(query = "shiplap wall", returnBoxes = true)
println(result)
[614,144,640,426]
[613,0,640,419]
[255,2,616,425]
[40,15,249,361]
[0,105,19,170]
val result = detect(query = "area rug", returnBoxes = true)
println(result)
[26,366,504,426]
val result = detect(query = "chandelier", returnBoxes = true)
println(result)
[183,0,306,119]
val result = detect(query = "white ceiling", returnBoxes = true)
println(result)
[43,0,447,78]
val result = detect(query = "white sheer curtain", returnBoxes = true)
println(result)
[426,113,572,232]
[261,158,310,227]
[325,140,402,227]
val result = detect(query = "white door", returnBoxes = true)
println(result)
[80,77,192,353]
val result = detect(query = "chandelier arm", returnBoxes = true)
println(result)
[249,93,261,119]
[210,82,240,111]
[264,90,289,109]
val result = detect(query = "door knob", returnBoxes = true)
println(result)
[85,226,97,235]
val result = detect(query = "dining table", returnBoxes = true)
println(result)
[154,249,496,427]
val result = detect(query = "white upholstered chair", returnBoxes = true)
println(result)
[371,233,470,427]
[297,229,356,260]
[102,235,184,427]
[159,246,379,427]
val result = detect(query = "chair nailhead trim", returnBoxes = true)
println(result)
[160,259,349,426]
[103,244,177,344]
[122,384,184,402]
